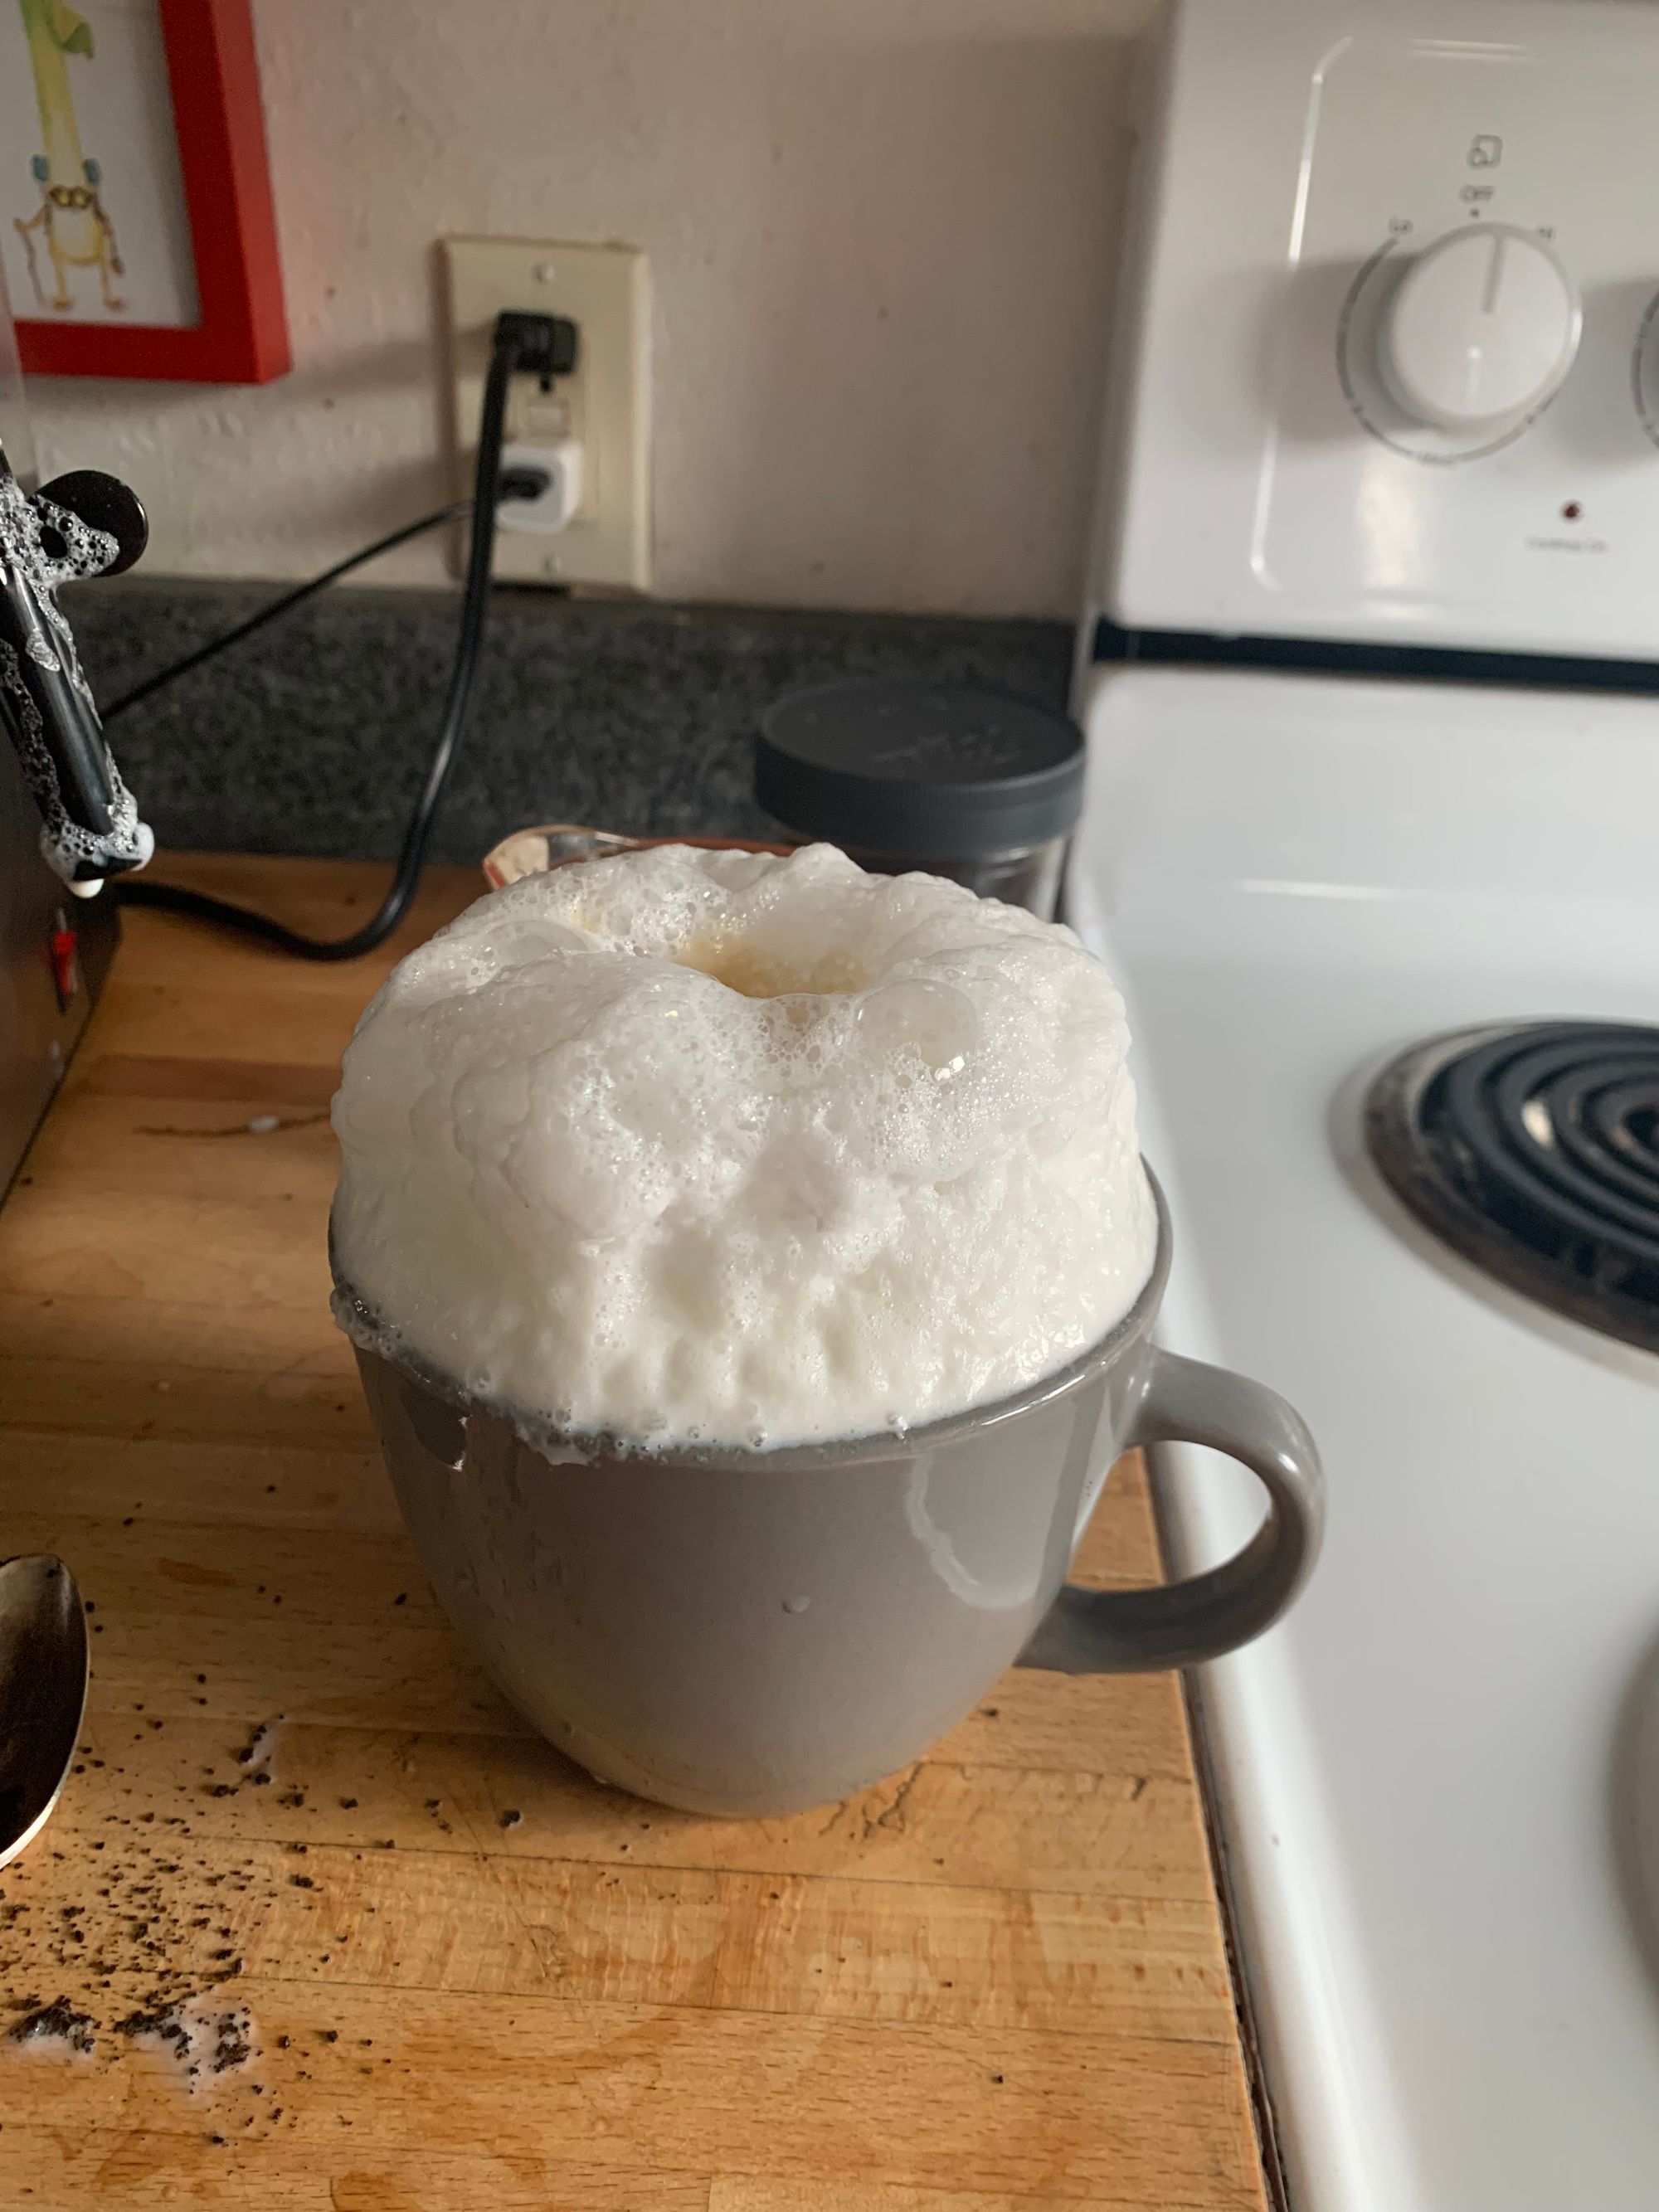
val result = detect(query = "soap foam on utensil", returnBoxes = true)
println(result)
[331,843,1155,1448]
[0,465,152,887]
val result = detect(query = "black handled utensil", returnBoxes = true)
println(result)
[0,439,151,890]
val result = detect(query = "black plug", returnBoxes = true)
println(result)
[493,309,578,392]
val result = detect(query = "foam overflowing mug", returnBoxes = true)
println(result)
[332,841,1323,1816]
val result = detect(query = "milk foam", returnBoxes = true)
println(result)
[330,843,1156,1449]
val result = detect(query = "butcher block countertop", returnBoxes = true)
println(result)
[0,855,1268,2212]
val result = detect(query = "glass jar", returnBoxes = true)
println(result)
[755,678,1084,921]
[831,835,1066,917]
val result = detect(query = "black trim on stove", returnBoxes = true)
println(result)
[1090,616,1659,698]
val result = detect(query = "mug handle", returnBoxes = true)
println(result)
[1019,1349,1325,1674]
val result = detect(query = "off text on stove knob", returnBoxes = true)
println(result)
[1379,224,1580,435]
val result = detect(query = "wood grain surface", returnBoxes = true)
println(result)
[0,855,1267,2211]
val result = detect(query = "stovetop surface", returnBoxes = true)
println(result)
[1073,662,1659,2212]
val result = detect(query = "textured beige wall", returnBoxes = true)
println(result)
[26,0,1153,615]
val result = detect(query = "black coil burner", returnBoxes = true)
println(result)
[1364,1021,1659,1353]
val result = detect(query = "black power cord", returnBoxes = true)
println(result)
[101,500,472,727]
[114,309,577,961]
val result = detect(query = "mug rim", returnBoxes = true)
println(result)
[332,1167,1170,1474]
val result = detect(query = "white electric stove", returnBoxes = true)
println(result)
[1069,5,1659,2208]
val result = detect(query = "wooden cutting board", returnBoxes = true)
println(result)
[0,854,1267,2212]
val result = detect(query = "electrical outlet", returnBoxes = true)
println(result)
[441,236,649,591]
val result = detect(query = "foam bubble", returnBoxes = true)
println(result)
[331,843,1156,1447]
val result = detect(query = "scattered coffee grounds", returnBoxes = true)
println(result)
[212,2015,253,2072]
[0,1789,284,2111]
[113,2001,186,2049]
[235,1719,281,1770]
[10,1997,95,2054]
[114,1994,259,2089]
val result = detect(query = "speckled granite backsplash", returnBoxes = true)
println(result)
[67,580,1073,867]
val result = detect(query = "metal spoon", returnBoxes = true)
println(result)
[0,1554,88,1869]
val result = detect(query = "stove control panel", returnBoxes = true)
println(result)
[1090,0,1659,659]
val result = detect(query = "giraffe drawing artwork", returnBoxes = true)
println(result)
[13,0,125,314]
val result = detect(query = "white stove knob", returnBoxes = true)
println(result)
[1379,224,1580,435]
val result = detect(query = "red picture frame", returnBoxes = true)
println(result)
[15,0,289,384]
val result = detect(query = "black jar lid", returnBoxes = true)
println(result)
[756,678,1085,861]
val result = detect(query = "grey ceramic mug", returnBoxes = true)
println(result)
[340,1175,1323,1818]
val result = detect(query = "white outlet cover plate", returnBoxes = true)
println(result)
[442,236,649,592]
